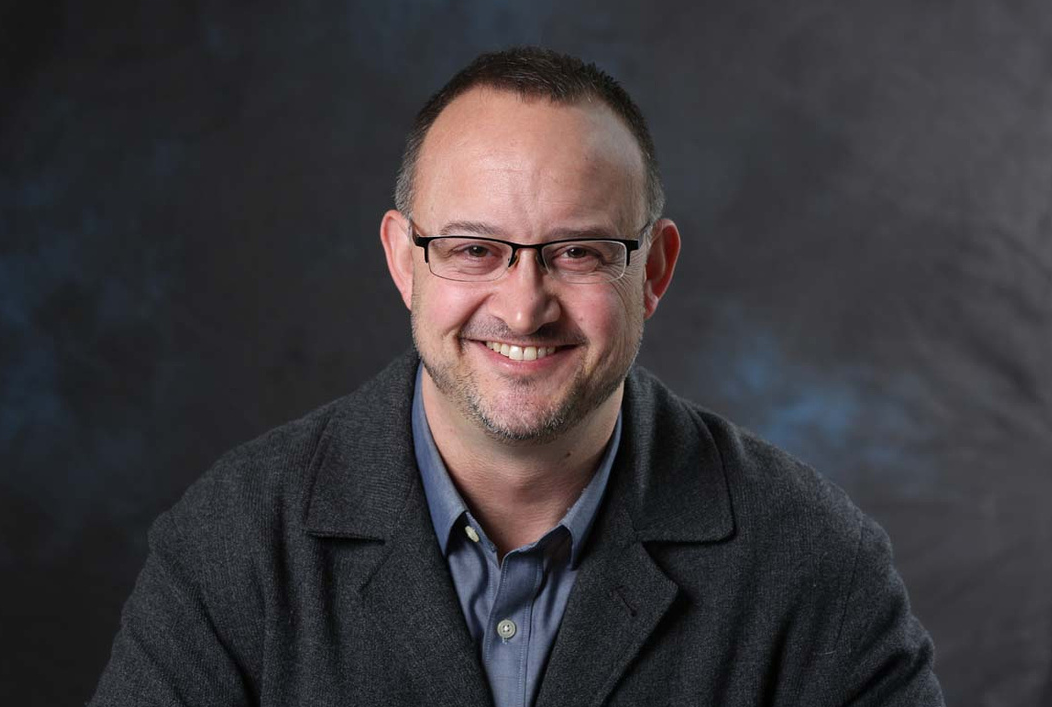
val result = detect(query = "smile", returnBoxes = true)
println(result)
[484,341,558,361]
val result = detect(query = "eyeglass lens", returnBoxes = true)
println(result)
[427,237,628,283]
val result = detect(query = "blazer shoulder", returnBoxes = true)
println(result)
[145,394,343,568]
[703,408,869,585]
[629,365,864,556]
[628,370,943,704]
[156,352,416,546]
[192,350,419,510]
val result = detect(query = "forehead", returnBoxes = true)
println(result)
[412,87,646,232]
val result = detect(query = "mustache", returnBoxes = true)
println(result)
[459,320,586,346]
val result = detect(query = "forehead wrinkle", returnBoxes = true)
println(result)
[415,88,647,235]
[428,161,639,239]
[435,220,509,237]
[433,220,631,242]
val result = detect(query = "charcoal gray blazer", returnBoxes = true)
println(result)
[91,351,944,706]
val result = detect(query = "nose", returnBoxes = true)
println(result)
[487,249,562,334]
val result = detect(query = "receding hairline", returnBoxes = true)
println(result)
[393,47,666,227]
[405,86,651,226]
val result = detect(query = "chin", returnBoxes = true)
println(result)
[469,376,622,444]
[463,389,568,443]
[472,408,573,444]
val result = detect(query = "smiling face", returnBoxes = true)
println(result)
[382,87,677,444]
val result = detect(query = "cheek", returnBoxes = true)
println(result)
[571,286,638,342]
[414,274,486,329]
[610,277,645,320]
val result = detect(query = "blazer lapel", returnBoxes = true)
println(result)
[357,482,493,706]
[535,502,679,707]
[537,367,737,707]
[300,354,735,707]
[302,352,491,706]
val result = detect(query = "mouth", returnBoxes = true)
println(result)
[483,341,560,361]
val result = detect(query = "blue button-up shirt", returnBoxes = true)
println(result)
[412,365,621,707]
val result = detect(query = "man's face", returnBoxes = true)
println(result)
[390,88,660,443]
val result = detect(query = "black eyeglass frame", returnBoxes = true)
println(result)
[407,218,647,283]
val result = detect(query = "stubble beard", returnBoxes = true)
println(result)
[411,307,644,445]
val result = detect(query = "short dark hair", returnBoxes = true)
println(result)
[394,46,665,227]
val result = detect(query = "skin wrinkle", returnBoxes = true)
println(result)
[380,86,680,554]
[410,288,619,444]
[411,257,645,445]
[431,220,632,241]
[412,91,645,442]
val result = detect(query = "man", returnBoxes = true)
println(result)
[92,47,944,706]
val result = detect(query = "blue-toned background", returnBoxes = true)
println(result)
[2,1,1050,704]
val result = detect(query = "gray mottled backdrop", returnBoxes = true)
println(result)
[2,1,1050,705]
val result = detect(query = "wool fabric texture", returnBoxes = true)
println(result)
[91,350,944,706]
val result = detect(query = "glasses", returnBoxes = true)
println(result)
[408,219,645,284]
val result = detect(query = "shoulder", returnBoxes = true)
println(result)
[211,351,414,481]
[626,364,867,564]
[145,393,339,578]
[623,373,940,702]
[178,395,339,522]
[151,351,418,559]
[705,404,864,548]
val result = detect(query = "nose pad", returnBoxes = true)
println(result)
[508,247,549,276]
[492,247,560,333]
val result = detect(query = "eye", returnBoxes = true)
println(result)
[548,243,604,269]
[425,236,509,280]
[431,238,502,261]
[431,238,510,277]
[463,244,492,258]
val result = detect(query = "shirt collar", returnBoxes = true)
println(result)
[413,364,468,554]
[412,363,621,567]
[561,410,619,567]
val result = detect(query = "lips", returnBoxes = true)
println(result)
[484,341,558,361]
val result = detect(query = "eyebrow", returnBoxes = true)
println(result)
[436,220,625,240]
[437,220,506,237]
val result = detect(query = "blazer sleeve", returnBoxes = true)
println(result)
[89,472,260,706]
[820,513,945,706]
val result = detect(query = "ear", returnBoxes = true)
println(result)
[641,218,681,319]
[380,209,415,310]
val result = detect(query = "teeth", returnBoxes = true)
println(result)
[486,342,557,360]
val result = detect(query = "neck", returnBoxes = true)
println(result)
[421,373,621,558]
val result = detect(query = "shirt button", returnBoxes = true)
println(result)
[465,526,480,542]
[496,619,517,641]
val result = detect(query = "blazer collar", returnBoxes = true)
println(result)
[302,350,421,540]
[302,350,735,546]
[614,366,735,544]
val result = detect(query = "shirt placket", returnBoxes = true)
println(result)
[482,546,545,707]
